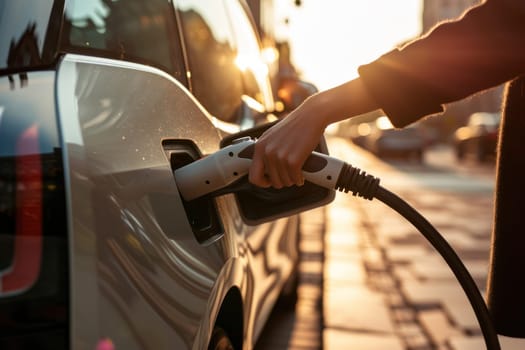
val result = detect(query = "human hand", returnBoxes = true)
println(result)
[248,96,328,189]
[248,78,374,188]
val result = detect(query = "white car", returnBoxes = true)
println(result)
[0,1,332,349]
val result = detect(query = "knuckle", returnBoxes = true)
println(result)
[288,155,302,169]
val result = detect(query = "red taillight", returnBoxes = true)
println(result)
[1,124,42,296]
[0,72,68,346]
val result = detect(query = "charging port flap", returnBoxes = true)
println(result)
[163,140,224,244]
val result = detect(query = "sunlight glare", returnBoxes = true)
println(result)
[376,116,394,130]
[276,1,423,90]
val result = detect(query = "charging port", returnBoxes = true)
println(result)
[163,140,224,244]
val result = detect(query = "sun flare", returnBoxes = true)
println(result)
[275,1,423,90]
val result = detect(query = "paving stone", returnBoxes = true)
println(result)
[393,265,419,283]
[406,287,483,335]
[362,249,386,271]
[324,245,361,260]
[324,259,366,285]
[397,322,423,336]
[409,254,489,280]
[300,260,324,275]
[326,239,363,251]
[449,335,525,350]
[392,307,416,323]
[324,329,404,350]
[442,299,479,332]
[450,217,492,236]
[300,239,324,253]
[374,223,416,242]
[325,231,360,250]
[297,284,321,301]
[401,280,468,306]
[404,192,451,207]
[327,206,361,225]
[448,336,485,350]
[386,293,405,308]
[397,322,427,344]
[409,256,456,280]
[403,333,433,349]
[324,250,361,263]
[385,245,429,263]
[389,232,428,246]
[368,274,397,291]
[323,286,395,333]
[418,309,462,345]
[418,211,468,229]
[439,230,491,251]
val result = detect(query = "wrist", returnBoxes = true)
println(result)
[308,78,378,127]
[301,93,334,130]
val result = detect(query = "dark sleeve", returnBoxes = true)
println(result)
[358,0,525,128]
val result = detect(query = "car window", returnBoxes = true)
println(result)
[63,0,186,83]
[223,0,273,111]
[0,0,61,74]
[175,0,244,123]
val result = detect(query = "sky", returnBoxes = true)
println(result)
[274,0,423,91]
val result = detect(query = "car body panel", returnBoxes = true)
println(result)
[56,54,296,349]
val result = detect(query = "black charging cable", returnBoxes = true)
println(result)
[173,137,500,349]
[336,163,500,350]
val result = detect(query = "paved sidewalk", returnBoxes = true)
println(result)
[255,205,325,350]
[322,137,524,350]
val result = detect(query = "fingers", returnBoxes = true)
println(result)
[249,140,305,189]
[249,152,272,188]
[268,149,295,188]
[286,154,305,186]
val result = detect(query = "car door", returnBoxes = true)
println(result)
[57,1,253,348]
[174,0,300,344]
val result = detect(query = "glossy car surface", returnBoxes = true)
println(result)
[0,1,329,349]
[453,112,500,163]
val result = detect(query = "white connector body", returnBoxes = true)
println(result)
[174,139,346,201]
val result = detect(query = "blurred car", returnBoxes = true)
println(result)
[0,1,333,349]
[453,112,500,162]
[344,120,374,148]
[362,116,426,163]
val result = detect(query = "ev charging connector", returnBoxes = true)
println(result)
[174,137,501,350]
[175,137,378,202]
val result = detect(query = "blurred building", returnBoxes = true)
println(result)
[421,0,503,139]
[247,0,314,112]
[422,0,479,32]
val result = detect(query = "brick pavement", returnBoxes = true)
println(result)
[255,205,325,350]
[322,137,525,350]
[256,136,525,349]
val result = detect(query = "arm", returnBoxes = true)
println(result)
[249,0,525,188]
[249,78,377,188]
[359,0,525,127]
